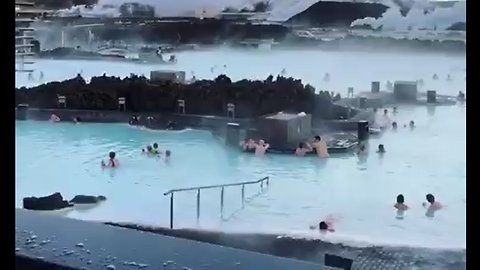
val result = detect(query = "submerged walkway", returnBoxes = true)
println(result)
[15,209,325,270]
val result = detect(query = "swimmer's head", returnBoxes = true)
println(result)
[426,194,435,203]
[319,221,328,231]
[259,139,265,145]
[165,150,171,157]
[109,151,116,159]
[298,142,305,149]
[384,109,388,114]
[147,145,152,151]
[409,121,415,127]
[378,144,385,152]
[314,136,321,142]
[392,122,397,128]
[97,195,107,201]
[153,143,158,149]
[397,194,405,204]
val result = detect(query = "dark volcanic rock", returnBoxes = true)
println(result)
[15,74,345,120]
[23,192,73,211]
[287,1,389,28]
[70,195,107,204]
[91,18,289,44]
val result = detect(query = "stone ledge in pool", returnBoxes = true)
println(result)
[106,222,466,270]
[15,74,355,121]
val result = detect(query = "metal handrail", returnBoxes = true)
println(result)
[163,176,269,229]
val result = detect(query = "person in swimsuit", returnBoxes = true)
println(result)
[254,140,269,156]
[312,136,329,158]
[409,121,415,129]
[423,193,442,218]
[295,142,312,156]
[101,151,119,168]
[392,122,398,130]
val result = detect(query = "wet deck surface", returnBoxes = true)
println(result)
[15,209,325,270]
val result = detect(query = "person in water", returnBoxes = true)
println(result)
[101,151,119,168]
[393,107,398,114]
[377,144,385,153]
[309,217,335,233]
[254,140,270,156]
[392,121,398,130]
[457,91,466,101]
[394,194,409,211]
[312,136,329,158]
[164,150,171,161]
[151,143,161,154]
[49,114,60,122]
[423,194,442,210]
[242,139,256,151]
[409,121,415,129]
[295,142,312,156]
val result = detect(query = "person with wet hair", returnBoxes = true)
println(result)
[409,121,415,129]
[309,216,336,233]
[101,151,119,168]
[392,121,398,130]
[295,142,312,156]
[377,144,386,154]
[423,193,442,210]
[394,194,409,211]
[312,135,329,158]
[254,139,270,156]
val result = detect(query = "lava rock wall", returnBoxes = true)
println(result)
[287,1,389,28]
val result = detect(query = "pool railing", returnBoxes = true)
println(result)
[163,176,270,229]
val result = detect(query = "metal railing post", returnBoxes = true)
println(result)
[241,184,245,207]
[196,189,201,223]
[164,176,270,226]
[220,187,225,218]
[169,193,174,229]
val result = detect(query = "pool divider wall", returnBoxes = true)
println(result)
[226,122,241,146]
[357,121,369,141]
[427,90,437,103]
[16,104,29,120]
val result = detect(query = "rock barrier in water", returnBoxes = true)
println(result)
[16,74,352,120]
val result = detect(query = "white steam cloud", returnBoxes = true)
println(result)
[351,0,466,30]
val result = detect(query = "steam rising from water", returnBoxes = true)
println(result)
[352,0,466,30]
[57,0,467,29]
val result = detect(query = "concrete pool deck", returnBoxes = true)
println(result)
[16,209,465,270]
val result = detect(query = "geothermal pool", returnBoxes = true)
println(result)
[15,49,466,249]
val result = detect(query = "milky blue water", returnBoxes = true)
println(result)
[15,49,466,249]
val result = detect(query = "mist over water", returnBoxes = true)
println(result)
[15,48,466,249]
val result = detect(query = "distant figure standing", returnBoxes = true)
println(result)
[323,73,330,82]
[312,136,329,158]
[280,68,287,76]
[433,74,439,80]
[28,72,34,81]
[392,121,398,130]
[409,120,415,129]
[39,71,44,81]
[447,74,452,81]
[457,91,466,102]
[254,139,270,156]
